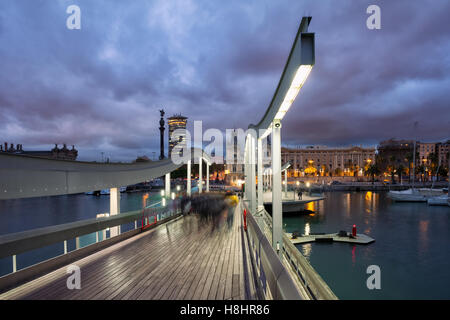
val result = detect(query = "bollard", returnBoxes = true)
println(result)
[352,224,357,237]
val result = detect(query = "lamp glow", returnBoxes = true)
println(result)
[274,65,312,121]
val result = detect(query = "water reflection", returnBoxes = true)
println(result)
[304,223,310,236]
[351,245,356,266]
[418,220,429,256]
[301,243,312,259]
[305,201,315,212]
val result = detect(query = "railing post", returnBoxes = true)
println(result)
[187,159,192,196]
[12,255,17,273]
[206,163,210,192]
[110,187,121,237]
[165,173,171,199]
[199,156,203,193]
[64,240,68,254]
[76,237,80,250]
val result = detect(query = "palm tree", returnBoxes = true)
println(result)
[365,164,380,185]
[416,165,425,182]
[397,164,406,185]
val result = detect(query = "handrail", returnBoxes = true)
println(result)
[282,234,338,300]
[0,205,178,259]
[242,201,304,300]
[258,206,337,300]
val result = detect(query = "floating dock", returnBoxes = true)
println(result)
[264,191,325,213]
[286,232,375,245]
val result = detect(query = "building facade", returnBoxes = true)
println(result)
[281,145,376,177]
[418,142,436,166]
[377,139,415,171]
[436,141,450,168]
[1,143,78,160]
[167,115,188,158]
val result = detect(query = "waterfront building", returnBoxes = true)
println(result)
[225,129,245,185]
[436,141,450,168]
[0,142,78,160]
[281,145,375,177]
[377,139,415,172]
[167,115,188,157]
[417,142,436,166]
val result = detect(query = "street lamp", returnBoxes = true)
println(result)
[275,65,313,121]
[245,17,315,258]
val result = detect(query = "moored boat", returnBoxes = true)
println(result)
[427,195,450,206]
[388,188,445,202]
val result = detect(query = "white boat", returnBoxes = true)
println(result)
[427,195,450,206]
[100,189,110,195]
[388,188,445,202]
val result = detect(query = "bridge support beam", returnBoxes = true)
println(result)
[187,159,191,196]
[110,187,121,237]
[272,121,282,259]
[244,139,249,201]
[165,173,171,198]
[249,133,257,212]
[206,163,210,192]
[199,157,203,193]
[257,138,264,210]
[284,170,288,198]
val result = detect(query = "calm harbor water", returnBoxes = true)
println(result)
[283,191,450,300]
[1,191,449,299]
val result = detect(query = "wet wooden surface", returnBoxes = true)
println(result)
[0,204,257,300]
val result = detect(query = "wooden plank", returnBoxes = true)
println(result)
[213,209,235,300]
[147,217,213,299]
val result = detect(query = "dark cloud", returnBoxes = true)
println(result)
[0,0,449,161]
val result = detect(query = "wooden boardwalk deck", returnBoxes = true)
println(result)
[0,204,257,300]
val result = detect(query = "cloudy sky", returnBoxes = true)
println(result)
[0,0,449,161]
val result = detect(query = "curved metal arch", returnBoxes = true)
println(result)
[249,17,315,137]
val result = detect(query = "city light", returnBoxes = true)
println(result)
[275,65,313,120]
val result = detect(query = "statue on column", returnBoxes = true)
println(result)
[159,109,165,160]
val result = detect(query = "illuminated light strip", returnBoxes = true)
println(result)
[274,65,313,120]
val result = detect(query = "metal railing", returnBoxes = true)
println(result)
[242,201,304,300]
[257,207,337,300]
[0,203,181,276]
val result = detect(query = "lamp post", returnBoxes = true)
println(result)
[245,17,314,258]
